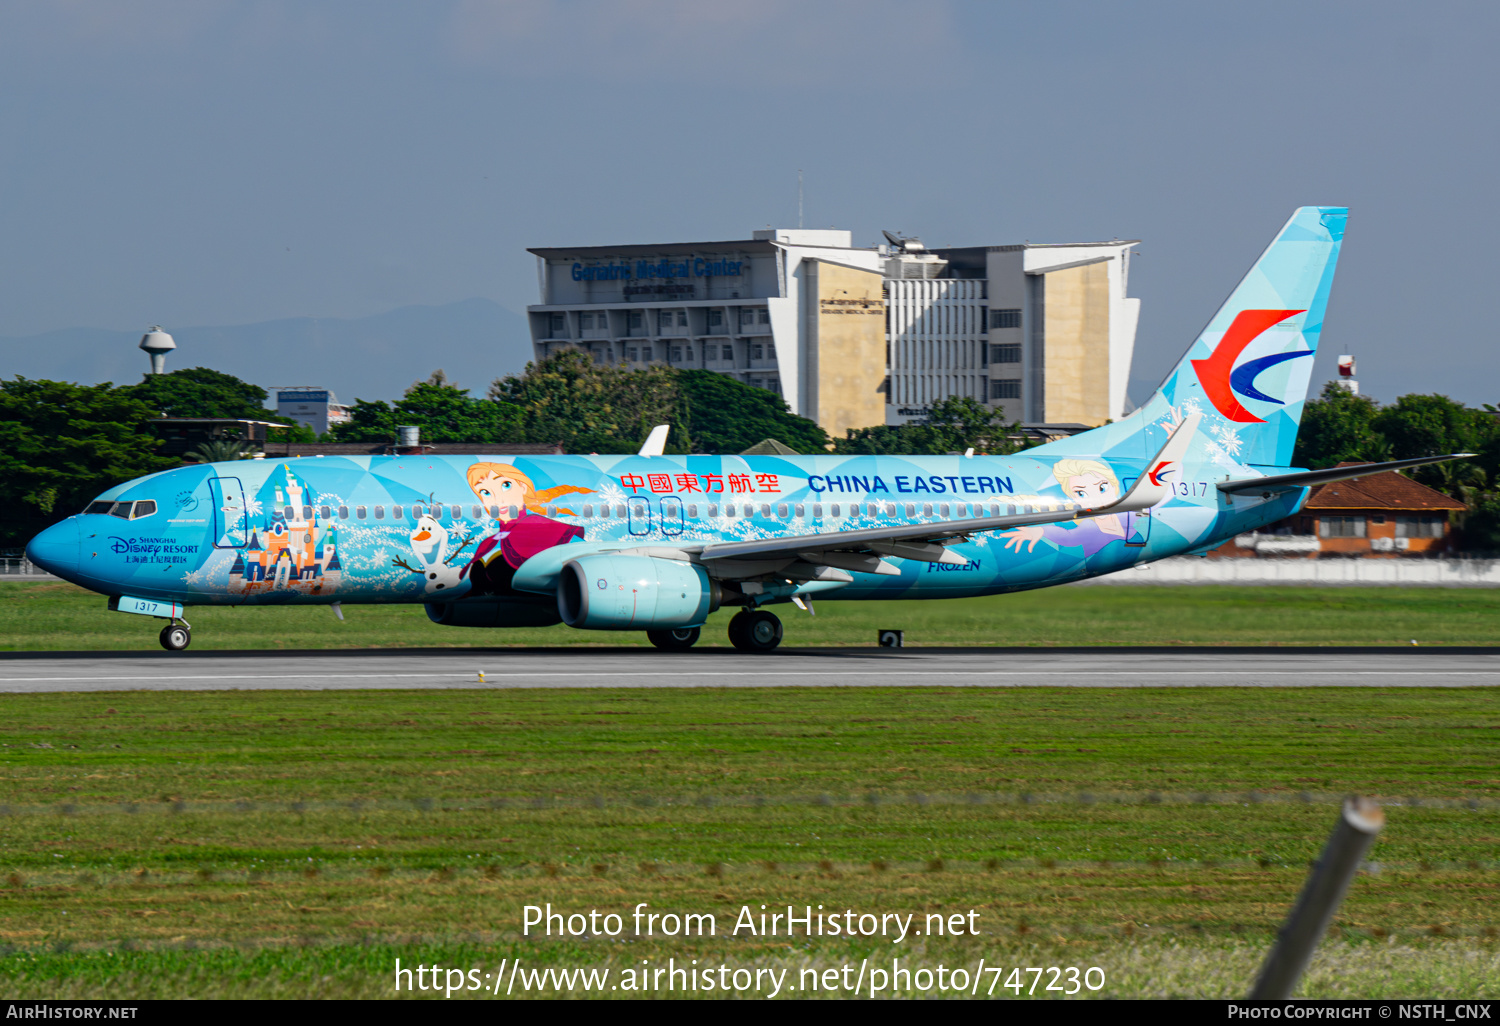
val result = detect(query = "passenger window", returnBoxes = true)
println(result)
[303,506,313,521]
[489,505,501,519]
[939,503,950,517]
[724,504,735,517]
[451,505,462,519]
[132,500,157,518]
[84,501,114,515]
[356,506,367,519]
[882,504,894,517]
[546,505,556,517]
[795,504,805,518]
[374,506,385,519]
[582,504,594,517]
[708,503,719,517]
[922,503,933,517]
[687,504,697,518]
[472,505,483,519]
[613,504,625,518]
[905,503,916,517]
[812,504,821,518]
[393,505,404,519]
[339,506,349,519]
[763,504,774,518]
[320,506,331,519]
[830,503,840,518]
[509,506,521,520]
[1007,504,1017,515]
[777,503,788,518]
[110,502,133,518]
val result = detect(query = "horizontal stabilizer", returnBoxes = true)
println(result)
[1218,454,1476,495]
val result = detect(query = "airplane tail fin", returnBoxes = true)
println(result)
[1032,206,1347,469]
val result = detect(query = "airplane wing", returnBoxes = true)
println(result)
[1217,453,1475,496]
[692,414,1201,578]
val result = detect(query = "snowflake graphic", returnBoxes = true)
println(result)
[1210,422,1244,458]
[243,497,263,517]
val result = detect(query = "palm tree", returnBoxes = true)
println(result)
[190,439,252,464]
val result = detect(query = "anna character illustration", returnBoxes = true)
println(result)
[461,462,594,596]
[1000,459,1141,561]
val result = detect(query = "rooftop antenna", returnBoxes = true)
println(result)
[138,325,176,375]
[797,169,803,229]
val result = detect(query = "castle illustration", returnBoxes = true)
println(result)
[227,472,342,595]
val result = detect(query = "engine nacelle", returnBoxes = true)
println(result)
[425,597,562,628]
[558,554,718,630]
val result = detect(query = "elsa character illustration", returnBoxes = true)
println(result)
[461,462,594,596]
[1000,459,1137,559]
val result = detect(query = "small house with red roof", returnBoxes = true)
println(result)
[1213,463,1467,558]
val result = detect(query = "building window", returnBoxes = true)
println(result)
[677,311,688,327]
[626,347,639,362]
[628,311,643,331]
[740,307,757,326]
[1319,516,1366,538]
[759,308,769,324]
[579,312,593,329]
[659,311,673,333]
[990,308,1021,329]
[707,310,724,330]
[753,344,764,360]
[721,345,734,361]
[549,313,566,336]
[992,343,1022,364]
[671,347,682,362]
[767,377,781,394]
[1395,515,1445,538]
[767,343,776,358]
[991,379,1021,400]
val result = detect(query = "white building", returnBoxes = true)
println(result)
[275,388,351,436]
[527,227,1139,439]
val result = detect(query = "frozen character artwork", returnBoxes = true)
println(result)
[1000,459,1145,569]
[391,514,472,596]
[461,463,593,596]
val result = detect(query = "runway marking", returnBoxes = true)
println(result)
[3,671,1499,683]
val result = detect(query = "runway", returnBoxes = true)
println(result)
[1,646,1499,692]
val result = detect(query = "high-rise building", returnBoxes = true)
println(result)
[527,227,1139,439]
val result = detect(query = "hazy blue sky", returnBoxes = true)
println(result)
[1,1,1495,404]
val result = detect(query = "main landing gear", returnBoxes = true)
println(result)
[158,620,192,652]
[647,627,701,651]
[727,609,782,653]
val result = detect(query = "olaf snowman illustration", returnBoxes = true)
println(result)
[392,514,473,595]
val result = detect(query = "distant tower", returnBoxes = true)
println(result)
[139,326,176,375]
[1336,354,1358,394]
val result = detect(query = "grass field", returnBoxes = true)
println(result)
[3,578,1499,649]
[1,686,1496,998]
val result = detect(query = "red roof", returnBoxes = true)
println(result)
[1304,463,1467,511]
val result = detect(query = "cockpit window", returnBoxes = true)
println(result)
[84,501,114,515]
[132,500,157,519]
[109,502,134,519]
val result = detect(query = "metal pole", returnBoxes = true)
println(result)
[1249,795,1384,999]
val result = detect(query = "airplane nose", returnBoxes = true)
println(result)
[25,520,79,576]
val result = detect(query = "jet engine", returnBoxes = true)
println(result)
[558,554,719,630]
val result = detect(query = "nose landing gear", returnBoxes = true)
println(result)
[158,620,192,651]
[728,609,782,652]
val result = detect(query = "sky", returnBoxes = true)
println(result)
[0,0,1496,405]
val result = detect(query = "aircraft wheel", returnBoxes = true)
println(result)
[728,610,782,653]
[159,624,191,652]
[647,627,701,651]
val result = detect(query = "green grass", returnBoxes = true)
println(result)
[4,579,1500,649]
[1,686,1497,998]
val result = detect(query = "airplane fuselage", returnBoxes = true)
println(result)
[36,450,1303,614]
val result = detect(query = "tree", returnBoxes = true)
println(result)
[1292,382,1387,469]
[833,395,1033,455]
[333,373,524,444]
[191,440,253,463]
[675,370,829,453]
[490,350,680,453]
[0,377,179,546]
[119,367,275,419]
[1372,393,1499,489]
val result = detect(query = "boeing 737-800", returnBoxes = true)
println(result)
[25,207,1470,651]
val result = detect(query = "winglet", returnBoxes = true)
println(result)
[1105,413,1201,514]
[638,425,670,457]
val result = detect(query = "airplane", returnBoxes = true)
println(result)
[25,206,1472,653]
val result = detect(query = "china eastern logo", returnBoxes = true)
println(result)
[1190,309,1310,423]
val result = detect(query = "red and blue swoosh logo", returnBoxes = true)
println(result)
[1190,309,1309,422]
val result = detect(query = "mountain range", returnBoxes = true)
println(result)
[0,298,536,404]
